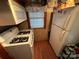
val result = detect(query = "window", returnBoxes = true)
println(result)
[28,12,45,29]
[30,18,44,28]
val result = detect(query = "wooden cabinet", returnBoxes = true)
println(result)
[0,44,12,59]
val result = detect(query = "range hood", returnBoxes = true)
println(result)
[0,0,27,26]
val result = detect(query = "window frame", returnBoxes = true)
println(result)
[27,12,46,29]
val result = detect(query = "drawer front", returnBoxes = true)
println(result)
[29,12,44,18]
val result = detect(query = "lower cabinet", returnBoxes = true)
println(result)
[0,44,12,59]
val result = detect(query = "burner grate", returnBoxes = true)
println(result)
[10,37,29,44]
[18,31,30,35]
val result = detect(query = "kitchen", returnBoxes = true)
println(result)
[0,0,79,59]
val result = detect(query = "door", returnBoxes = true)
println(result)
[49,25,65,56]
[53,7,74,30]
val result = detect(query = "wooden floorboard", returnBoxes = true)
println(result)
[34,40,58,59]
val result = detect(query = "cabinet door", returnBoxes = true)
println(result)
[0,44,12,59]
[49,25,65,56]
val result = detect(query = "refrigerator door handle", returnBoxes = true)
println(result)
[53,24,66,41]
[63,14,71,29]
[59,30,66,41]
[63,8,75,30]
[53,24,71,31]
[53,24,65,30]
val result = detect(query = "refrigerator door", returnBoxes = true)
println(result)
[49,6,79,56]
[49,25,66,56]
[65,6,79,44]
[53,7,74,30]
[65,6,79,31]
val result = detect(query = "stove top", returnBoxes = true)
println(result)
[18,31,30,35]
[10,37,29,44]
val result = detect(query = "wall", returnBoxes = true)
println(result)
[0,26,15,34]
[34,12,52,41]
[0,0,15,26]
[17,12,52,41]
[14,0,53,41]
[18,20,29,30]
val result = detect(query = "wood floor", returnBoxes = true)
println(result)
[34,40,58,59]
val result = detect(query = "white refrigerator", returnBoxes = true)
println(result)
[49,6,79,56]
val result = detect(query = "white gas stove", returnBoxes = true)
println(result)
[0,27,34,59]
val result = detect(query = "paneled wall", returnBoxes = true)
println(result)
[18,20,29,30]
[17,12,52,41]
[34,12,52,41]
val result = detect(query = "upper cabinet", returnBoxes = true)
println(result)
[0,0,27,26]
[58,0,75,9]
[75,0,79,4]
[48,0,58,8]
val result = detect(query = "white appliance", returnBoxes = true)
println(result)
[49,6,79,56]
[0,27,34,59]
